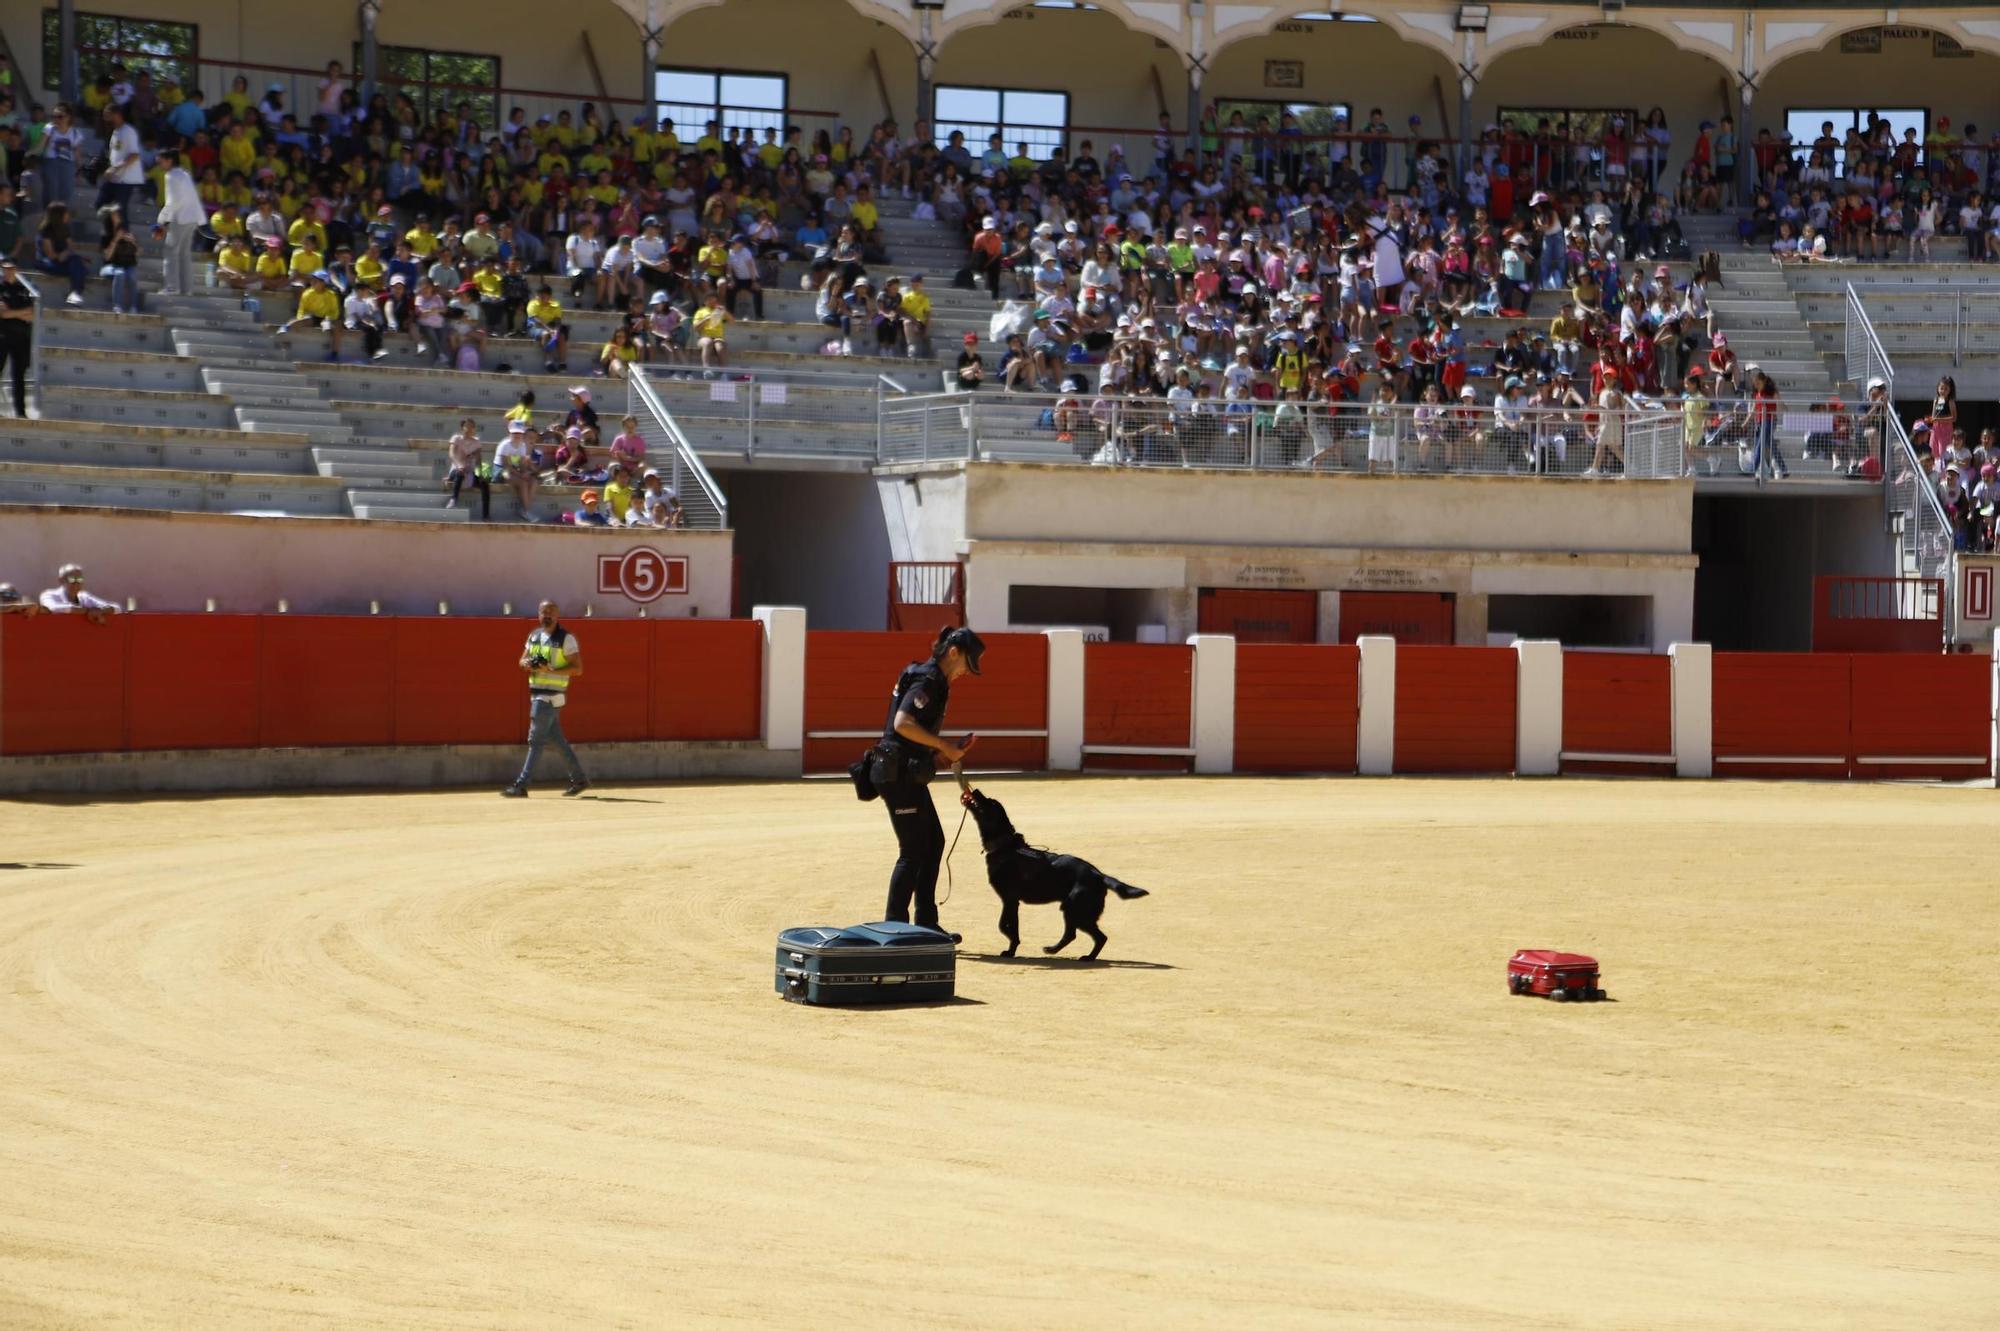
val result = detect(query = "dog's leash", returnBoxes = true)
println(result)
[936,751,968,907]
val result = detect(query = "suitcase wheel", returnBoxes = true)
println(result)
[1551,988,1569,1002]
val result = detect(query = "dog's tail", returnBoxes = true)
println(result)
[1106,877,1149,901]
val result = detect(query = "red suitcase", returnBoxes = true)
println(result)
[1508,949,1605,1002]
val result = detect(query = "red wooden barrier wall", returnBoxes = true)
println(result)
[0,615,762,756]
[1560,651,1674,776]
[801,630,1048,773]
[1844,653,1988,780]
[1712,652,1854,778]
[1395,645,1518,773]
[1234,644,1360,772]
[1084,642,1193,771]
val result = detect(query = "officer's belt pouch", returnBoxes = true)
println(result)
[866,742,933,787]
[849,752,879,802]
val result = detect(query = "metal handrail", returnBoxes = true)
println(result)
[20,274,43,421]
[629,366,729,529]
[1846,283,2000,369]
[877,389,1688,477]
[1848,284,1958,639]
[1845,283,1896,391]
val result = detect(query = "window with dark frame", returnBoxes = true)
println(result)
[933,85,1070,162]
[653,68,789,139]
[1212,98,1354,164]
[1496,108,1639,143]
[356,43,501,130]
[41,8,197,94]
[1783,107,1929,172]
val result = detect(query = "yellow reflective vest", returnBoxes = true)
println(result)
[526,628,572,692]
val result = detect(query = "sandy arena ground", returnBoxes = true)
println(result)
[0,776,1995,1329]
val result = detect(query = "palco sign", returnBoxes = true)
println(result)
[596,548,690,603]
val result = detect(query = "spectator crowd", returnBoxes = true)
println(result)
[1733,114,2000,262]
[3,65,1993,484]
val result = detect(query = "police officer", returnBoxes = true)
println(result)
[502,600,589,798]
[0,258,34,420]
[872,625,984,940]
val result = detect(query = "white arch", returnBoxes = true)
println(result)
[1479,16,1737,85]
[1206,3,1461,69]
[1756,15,2000,80]
[933,0,1195,69]
[641,0,919,46]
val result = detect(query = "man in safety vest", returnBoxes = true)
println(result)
[502,600,589,798]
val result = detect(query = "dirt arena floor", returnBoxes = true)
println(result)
[1,776,1995,1329]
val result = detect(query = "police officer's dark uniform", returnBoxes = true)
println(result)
[870,627,984,936]
[0,261,35,420]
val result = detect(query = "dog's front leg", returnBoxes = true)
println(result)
[998,899,1021,957]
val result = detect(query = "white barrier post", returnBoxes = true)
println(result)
[1189,634,1237,775]
[1669,641,1713,778]
[751,605,805,751]
[1356,635,1396,776]
[1513,640,1563,776]
[1990,629,1999,789]
[1043,628,1085,771]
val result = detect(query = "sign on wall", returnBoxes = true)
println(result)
[596,548,690,604]
[1842,27,1972,58]
[1963,564,1993,622]
[1263,59,1304,89]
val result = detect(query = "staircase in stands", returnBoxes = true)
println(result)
[1676,213,1838,407]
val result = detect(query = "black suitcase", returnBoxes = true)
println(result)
[775,922,957,1006]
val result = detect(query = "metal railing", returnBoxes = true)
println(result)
[877,391,1686,478]
[20,274,44,420]
[627,366,728,529]
[1849,287,2000,370]
[61,46,839,150]
[1847,282,1957,637]
[636,366,882,461]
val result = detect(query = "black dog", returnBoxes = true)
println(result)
[960,788,1148,960]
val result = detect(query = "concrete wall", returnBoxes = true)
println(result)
[963,542,1694,648]
[0,506,732,618]
[933,7,1182,145]
[1207,20,1455,127]
[877,469,965,563]
[727,470,889,629]
[0,739,793,795]
[958,463,1693,555]
[658,0,913,126]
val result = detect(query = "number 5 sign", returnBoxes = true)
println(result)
[597,548,689,603]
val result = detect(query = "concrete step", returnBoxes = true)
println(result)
[346,487,476,508]
[314,446,435,472]
[237,416,350,444]
[344,505,480,519]
[151,297,259,320]
[202,368,315,392]
[174,337,283,361]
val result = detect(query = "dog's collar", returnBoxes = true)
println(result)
[982,833,1027,857]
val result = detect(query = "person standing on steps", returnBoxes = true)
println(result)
[503,600,589,798]
[152,148,205,297]
[868,626,985,942]
[0,258,35,419]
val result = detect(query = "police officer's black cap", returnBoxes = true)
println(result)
[941,626,985,674]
